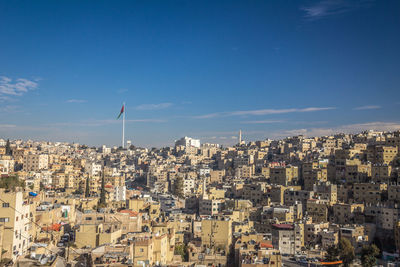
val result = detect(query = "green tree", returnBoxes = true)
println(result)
[338,238,355,267]
[5,139,11,155]
[0,176,25,190]
[174,244,188,261]
[98,171,106,208]
[173,176,184,198]
[361,244,380,267]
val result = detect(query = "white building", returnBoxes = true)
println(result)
[0,139,6,146]
[183,179,195,196]
[0,159,15,174]
[175,136,200,149]
[100,145,111,155]
[0,189,32,260]
[39,170,53,187]
[114,186,126,201]
[126,140,132,148]
[84,162,102,176]
[199,168,211,177]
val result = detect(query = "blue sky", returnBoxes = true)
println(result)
[1,0,400,147]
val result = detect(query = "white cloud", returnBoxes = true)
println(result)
[194,107,335,119]
[301,0,374,20]
[273,121,400,139]
[0,124,16,128]
[0,105,20,113]
[353,105,381,110]
[241,120,285,124]
[49,118,167,127]
[136,103,173,110]
[0,76,38,100]
[127,119,167,123]
[66,99,87,103]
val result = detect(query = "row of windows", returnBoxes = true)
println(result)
[85,217,104,221]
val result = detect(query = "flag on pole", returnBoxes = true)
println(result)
[117,105,125,119]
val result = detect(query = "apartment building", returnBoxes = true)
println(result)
[23,154,48,172]
[0,189,32,260]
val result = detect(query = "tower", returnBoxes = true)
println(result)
[239,130,242,145]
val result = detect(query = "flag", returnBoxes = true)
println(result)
[117,104,124,119]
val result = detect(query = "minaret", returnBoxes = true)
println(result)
[239,130,242,145]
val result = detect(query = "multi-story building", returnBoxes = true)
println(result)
[271,223,303,255]
[270,166,298,186]
[201,217,232,252]
[0,189,32,260]
[175,136,200,149]
[331,203,364,225]
[23,154,48,172]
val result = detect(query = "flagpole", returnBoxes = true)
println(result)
[122,102,125,149]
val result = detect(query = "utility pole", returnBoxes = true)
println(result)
[67,241,70,263]
[122,102,125,148]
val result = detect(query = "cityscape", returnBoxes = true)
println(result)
[1,1,400,267]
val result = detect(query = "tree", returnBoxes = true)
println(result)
[326,245,339,261]
[0,176,25,190]
[361,244,380,267]
[5,139,11,155]
[173,176,184,198]
[98,171,106,208]
[338,238,355,267]
[85,176,90,197]
[174,244,188,261]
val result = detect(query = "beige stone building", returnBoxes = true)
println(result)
[371,164,392,183]
[270,166,298,186]
[353,183,386,204]
[75,223,122,248]
[331,203,364,225]
[201,217,232,252]
[23,154,49,172]
[306,199,329,223]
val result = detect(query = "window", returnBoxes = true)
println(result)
[2,203,9,208]
[0,217,9,222]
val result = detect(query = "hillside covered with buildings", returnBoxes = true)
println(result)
[1,130,400,266]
